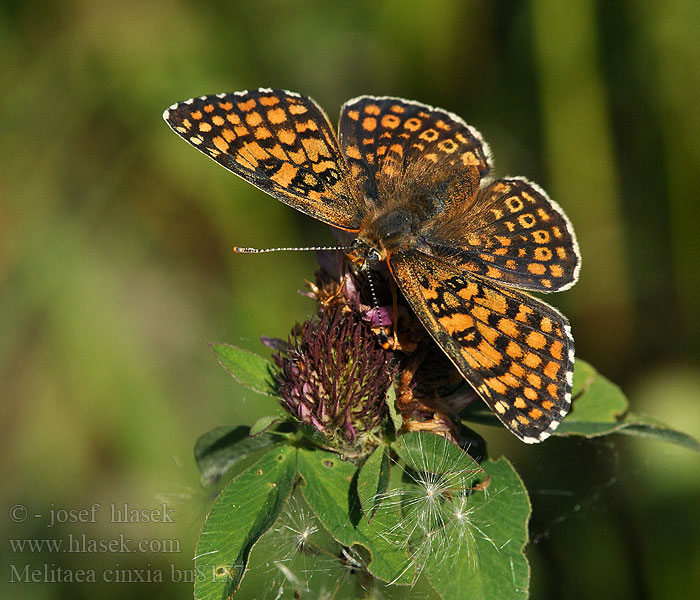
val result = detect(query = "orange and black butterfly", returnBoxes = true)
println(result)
[163,89,580,443]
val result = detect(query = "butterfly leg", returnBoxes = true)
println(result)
[380,279,400,351]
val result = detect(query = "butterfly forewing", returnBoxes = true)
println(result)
[427,177,581,292]
[338,96,492,207]
[389,251,574,442]
[163,89,362,230]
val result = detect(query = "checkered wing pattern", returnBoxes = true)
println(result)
[389,251,575,442]
[163,89,362,230]
[427,177,581,292]
[338,96,491,209]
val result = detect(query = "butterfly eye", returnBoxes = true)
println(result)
[366,249,381,264]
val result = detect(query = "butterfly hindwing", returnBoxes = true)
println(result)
[426,177,581,292]
[163,89,362,230]
[389,250,574,442]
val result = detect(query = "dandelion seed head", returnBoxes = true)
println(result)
[368,434,497,584]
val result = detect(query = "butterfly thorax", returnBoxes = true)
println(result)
[348,205,434,268]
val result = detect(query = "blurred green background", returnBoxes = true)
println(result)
[2,1,699,598]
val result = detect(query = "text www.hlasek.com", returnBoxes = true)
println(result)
[9,534,181,554]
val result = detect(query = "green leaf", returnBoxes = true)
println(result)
[385,384,403,433]
[614,413,700,451]
[421,457,530,600]
[460,359,700,450]
[194,425,281,487]
[249,414,284,437]
[194,445,297,600]
[297,447,416,584]
[209,342,276,395]
[357,444,391,521]
[557,361,700,449]
[557,358,627,429]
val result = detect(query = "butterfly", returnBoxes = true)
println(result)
[163,89,581,443]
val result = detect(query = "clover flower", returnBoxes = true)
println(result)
[273,309,396,454]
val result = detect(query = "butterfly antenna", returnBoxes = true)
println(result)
[364,266,389,347]
[233,245,352,254]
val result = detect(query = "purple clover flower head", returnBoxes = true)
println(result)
[273,309,396,454]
